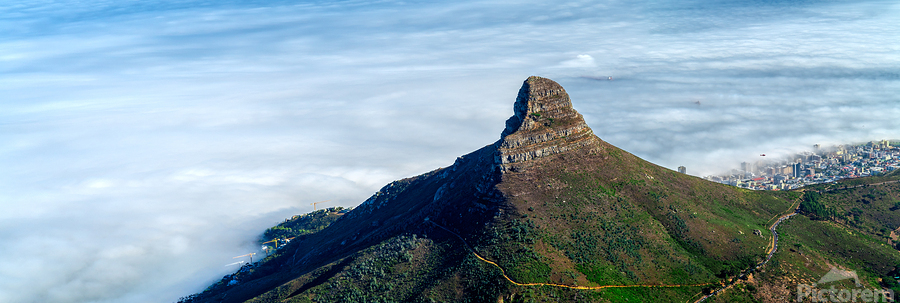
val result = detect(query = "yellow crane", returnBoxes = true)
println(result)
[262,239,282,254]
[262,237,296,255]
[233,252,256,263]
[262,239,277,256]
[310,200,331,211]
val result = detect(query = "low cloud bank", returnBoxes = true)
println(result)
[0,0,897,302]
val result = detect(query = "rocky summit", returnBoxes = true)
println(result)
[182,77,900,303]
[498,76,597,171]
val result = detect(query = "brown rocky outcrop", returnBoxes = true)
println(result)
[497,76,597,171]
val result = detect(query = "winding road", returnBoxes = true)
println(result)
[694,211,797,302]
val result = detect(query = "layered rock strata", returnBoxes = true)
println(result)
[497,76,597,170]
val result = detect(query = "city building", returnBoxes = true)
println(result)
[704,140,900,191]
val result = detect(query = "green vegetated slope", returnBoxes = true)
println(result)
[711,170,900,303]
[492,139,793,287]
[468,138,798,303]
[260,207,350,243]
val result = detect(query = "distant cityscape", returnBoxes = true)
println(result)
[696,140,900,191]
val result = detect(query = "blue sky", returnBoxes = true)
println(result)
[1,0,898,302]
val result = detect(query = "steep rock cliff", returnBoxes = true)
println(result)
[497,76,597,171]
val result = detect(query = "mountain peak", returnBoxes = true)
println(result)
[497,76,597,170]
[501,76,574,137]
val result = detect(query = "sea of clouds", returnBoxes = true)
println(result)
[1,0,898,302]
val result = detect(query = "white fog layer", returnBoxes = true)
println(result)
[1,1,898,302]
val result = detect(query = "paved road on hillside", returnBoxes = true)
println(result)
[823,179,900,192]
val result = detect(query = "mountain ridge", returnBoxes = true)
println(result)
[182,77,900,303]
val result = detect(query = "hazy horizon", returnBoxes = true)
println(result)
[2,0,898,302]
